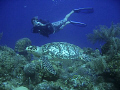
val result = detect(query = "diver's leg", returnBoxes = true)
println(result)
[63,10,74,21]
[60,21,87,29]
[52,11,74,30]
[59,21,71,30]
[63,7,94,21]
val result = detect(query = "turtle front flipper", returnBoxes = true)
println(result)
[41,56,56,75]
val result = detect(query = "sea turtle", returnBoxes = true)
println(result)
[26,42,84,75]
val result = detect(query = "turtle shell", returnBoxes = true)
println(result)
[41,42,83,60]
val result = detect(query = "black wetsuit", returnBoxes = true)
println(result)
[32,19,54,37]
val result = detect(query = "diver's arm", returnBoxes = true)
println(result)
[33,20,46,26]
[37,22,46,26]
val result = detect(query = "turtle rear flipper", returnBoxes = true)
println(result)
[41,56,56,75]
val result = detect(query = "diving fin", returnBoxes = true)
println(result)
[70,21,87,27]
[74,7,94,13]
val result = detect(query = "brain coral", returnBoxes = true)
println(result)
[14,38,31,52]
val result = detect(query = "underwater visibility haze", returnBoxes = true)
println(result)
[0,0,120,90]
[0,0,120,49]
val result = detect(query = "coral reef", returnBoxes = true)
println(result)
[87,23,120,89]
[0,37,120,90]
[0,46,28,90]
[101,37,120,56]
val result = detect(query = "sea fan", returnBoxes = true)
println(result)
[87,23,120,44]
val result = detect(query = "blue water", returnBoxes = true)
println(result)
[0,0,120,49]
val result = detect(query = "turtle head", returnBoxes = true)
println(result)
[26,45,42,57]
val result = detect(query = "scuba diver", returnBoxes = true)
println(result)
[31,7,94,37]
